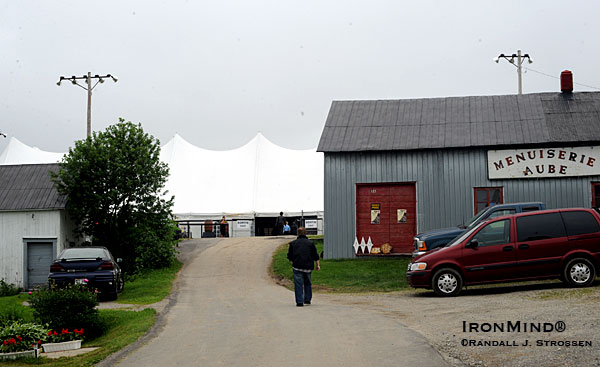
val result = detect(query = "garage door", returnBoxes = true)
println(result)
[27,242,53,289]
[356,183,416,254]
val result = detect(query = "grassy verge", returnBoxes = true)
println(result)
[272,239,411,292]
[0,259,182,365]
[117,259,182,305]
[3,308,156,367]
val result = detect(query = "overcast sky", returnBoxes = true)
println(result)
[1,1,599,153]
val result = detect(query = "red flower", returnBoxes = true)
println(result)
[17,335,22,341]
[47,331,52,336]
[74,328,84,335]
[62,328,69,334]
[53,331,58,336]
[2,340,7,345]
[38,340,42,344]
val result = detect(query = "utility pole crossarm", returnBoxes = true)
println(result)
[493,50,533,95]
[56,72,118,137]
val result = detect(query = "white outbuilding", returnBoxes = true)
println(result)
[0,164,78,289]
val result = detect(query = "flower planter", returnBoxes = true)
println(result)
[0,349,37,360]
[42,340,82,353]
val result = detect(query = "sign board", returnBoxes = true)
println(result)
[236,220,250,229]
[371,203,381,224]
[397,209,407,223]
[305,219,318,229]
[488,147,600,179]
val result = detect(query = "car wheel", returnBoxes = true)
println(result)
[432,268,463,296]
[563,258,596,287]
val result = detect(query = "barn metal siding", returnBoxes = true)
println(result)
[324,149,595,259]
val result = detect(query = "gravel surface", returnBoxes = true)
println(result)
[320,281,600,367]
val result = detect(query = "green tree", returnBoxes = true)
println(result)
[52,120,177,273]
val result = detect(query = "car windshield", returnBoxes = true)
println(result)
[60,248,107,260]
[463,206,493,229]
[447,222,485,247]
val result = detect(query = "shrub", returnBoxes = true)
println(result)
[0,279,21,297]
[29,285,104,338]
[0,305,31,328]
[0,321,48,353]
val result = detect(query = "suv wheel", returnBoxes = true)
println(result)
[563,258,596,287]
[432,268,463,296]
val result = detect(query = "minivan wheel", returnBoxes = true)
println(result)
[432,268,463,296]
[563,258,596,287]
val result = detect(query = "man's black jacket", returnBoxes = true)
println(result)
[287,235,319,270]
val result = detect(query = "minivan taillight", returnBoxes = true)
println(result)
[98,261,114,270]
[50,263,65,272]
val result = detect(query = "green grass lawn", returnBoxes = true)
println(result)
[117,260,182,305]
[0,259,182,365]
[272,239,411,292]
[2,308,156,367]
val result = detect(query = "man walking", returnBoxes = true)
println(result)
[287,227,320,307]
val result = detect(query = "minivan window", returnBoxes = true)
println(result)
[471,219,510,247]
[488,209,515,219]
[561,211,600,236]
[516,213,566,242]
[448,222,485,247]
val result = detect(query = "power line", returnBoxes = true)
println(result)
[523,67,600,91]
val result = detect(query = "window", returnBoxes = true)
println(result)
[592,183,600,208]
[522,206,541,212]
[474,187,503,214]
[488,209,516,219]
[516,213,566,242]
[471,219,510,247]
[561,211,600,236]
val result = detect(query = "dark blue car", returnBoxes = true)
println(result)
[412,202,545,257]
[48,247,124,300]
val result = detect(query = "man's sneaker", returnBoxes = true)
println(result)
[296,303,304,307]
[304,301,311,305]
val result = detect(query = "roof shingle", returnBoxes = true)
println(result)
[0,164,66,211]
[318,92,600,152]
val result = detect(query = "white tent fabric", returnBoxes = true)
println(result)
[0,134,324,214]
[0,137,65,165]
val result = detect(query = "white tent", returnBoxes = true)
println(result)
[0,134,324,215]
[0,137,65,165]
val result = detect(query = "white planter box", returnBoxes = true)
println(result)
[42,340,82,353]
[0,349,37,360]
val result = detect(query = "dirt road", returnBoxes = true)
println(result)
[111,237,449,367]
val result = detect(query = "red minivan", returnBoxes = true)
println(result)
[406,208,600,296]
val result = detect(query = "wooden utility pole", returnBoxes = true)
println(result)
[57,73,118,137]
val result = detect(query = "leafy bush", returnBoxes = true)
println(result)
[0,279,21,297]
[29,285,104,338]
[0,321,48,353]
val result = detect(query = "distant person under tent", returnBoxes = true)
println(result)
[274,211,286,235]
[220,216,229,237]
[283,221,291,235]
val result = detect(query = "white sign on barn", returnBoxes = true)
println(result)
[488,146,600,179]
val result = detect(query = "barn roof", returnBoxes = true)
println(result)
[317,92,600,152]
[0,164,66,211]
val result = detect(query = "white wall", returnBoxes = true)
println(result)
[0,209,76,287]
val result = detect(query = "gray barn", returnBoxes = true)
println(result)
[317,91,600,259]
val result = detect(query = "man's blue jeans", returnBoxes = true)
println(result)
[292,269,312,305]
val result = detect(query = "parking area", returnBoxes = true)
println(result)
[322,281,600,367]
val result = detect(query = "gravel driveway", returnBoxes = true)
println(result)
[106,237,449,367]
[321,281,600,367]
